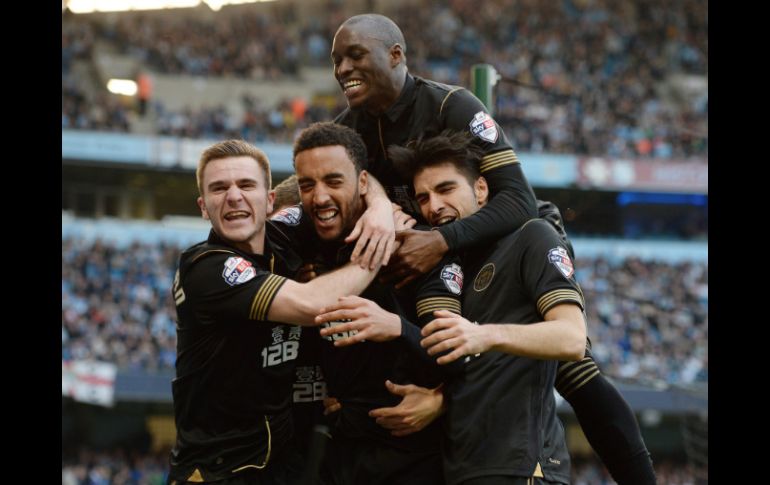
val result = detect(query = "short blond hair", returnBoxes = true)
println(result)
[196,140,271,194]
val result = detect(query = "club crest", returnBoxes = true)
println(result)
[469,111,499,143]
[548,246,574,278]
[473,263,495,292]
[222,256,257,286]
[440,263,464,295]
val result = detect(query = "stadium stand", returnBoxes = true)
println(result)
[62,0,707,158]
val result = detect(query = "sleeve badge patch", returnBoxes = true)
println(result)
[469,111,499,143]
[222,256,257,286]
[440,263,464,295]
[270,205,302,226]
[547,246,574,279]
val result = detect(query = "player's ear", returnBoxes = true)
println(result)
[266,189,276,216]
[474,176,489,207]
[358,170,369,196]
[197,196,210,220]
[390,44,404,67]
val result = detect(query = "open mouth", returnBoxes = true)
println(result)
[434,215,456,226]
[224,211,250,221]
[315,208,339,222]
[342,79,363,94]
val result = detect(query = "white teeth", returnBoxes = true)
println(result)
[316,209,338,221]
[343,80,362,90]
[436,216,456,226]
[225,211,249,220]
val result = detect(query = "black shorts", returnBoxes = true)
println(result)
[168,445,303,485]
[320,434,443,485]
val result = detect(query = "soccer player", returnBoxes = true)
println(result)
[331,13,537,284]
[396,132,655,485]
[271,122,462,485]
[168,140,384,484]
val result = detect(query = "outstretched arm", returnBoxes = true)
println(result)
[268,261,380,326]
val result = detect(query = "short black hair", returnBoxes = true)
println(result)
[343,14,407,55]
[293,122,368,173]
[389,130,483,185]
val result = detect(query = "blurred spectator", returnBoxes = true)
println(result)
[136,71,153,117]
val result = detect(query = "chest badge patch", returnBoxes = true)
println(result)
[473,263,495,292]
[548,246,574,278]
[222,256,257,286]
[440,263,464,295]
[469,111,499,143]
[270,205,302,226]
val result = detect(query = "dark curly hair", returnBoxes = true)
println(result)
[293,122,368,173]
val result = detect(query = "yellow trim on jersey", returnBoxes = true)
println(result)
[555,357,600,397]
[479,149,520,173]
[559,367,601,398]
[191,249,235,263]
[533,462,544,478]
[231,415,272,472]
[250,274,287,320]
[439,88,464,116]
[537,289,584,317]
[416,297,461,318]
[556,357,594,383]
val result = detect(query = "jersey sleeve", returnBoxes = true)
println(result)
[399,254,465,378]
[182,250,288,324]
[436,88,538,251]
[412,254,464,327]
[517,220,585,318]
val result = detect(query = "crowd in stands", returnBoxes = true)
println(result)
[62,81,132,132]
[570,457,705,485]
[61,448,169,485]
[576,256,708,386]
[152,94,344,143]
[61,238,178,372]
[61,236,708,388]
[63,18,132,132]
[60,448,704,484]
[61,0,707,159]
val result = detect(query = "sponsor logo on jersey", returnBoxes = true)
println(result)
[222,256,257,286]
[548,246,574,278]
[320,319,356,342]
[440,263,464,295]
[469,111,499,143]
[270,205,302,226]
[473,263,495,292]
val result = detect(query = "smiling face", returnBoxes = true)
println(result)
[295,145,368,242]
[331,23,404,115]
[413,162,489,227]
[197,156,274,254]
